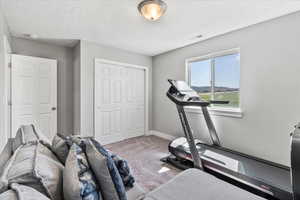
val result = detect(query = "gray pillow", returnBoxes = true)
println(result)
[63,143,101,200]
[12,125,51,152]
[0,139,13,173]
[51,134,70,164]
[51,134,89,164]
[0,142,64,200]
[0,183,50,200]
[85,139,127,200]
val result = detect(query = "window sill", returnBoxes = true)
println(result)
[185,106,243,118]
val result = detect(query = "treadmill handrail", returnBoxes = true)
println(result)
[210,100,230,104]
[166,92,210,107]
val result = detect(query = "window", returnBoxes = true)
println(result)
[187,49,240,111]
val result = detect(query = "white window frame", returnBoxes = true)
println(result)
[185,48,243,118]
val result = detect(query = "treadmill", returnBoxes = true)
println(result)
[165,79,300,200]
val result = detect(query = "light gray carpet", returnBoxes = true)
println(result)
[105,135,182,192]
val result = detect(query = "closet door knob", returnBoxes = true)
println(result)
[51,107,57,111]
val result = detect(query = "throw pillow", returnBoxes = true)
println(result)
[0,183,50,200]
[63,143,102,200]
[111,154,135,188]
[0,139,13,174]
[12,125,51,152]
[0,142,64,200]
[51,134,71,164]
[85,139,127,200]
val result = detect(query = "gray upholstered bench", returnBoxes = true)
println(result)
[127,184,146,200]
[142,168,265,200]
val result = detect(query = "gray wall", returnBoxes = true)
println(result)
[78,40,152,136]
[11,37,74,135]
[0,9,11,150]
[73,42,81,134]
[152,12,300,166]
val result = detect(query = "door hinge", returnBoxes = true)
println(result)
[8,62,12,68]
[8,100,12,106]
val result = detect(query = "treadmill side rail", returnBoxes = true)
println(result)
[176,105,203,169]
[201,106,221,146]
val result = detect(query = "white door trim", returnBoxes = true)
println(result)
[94,58,149,138]
[4,36,12,139]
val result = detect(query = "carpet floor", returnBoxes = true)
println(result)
[105,135,182,192]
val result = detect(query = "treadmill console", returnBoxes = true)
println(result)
[168,79,196,93]
[167,79,209,107]
[167,79,229,107]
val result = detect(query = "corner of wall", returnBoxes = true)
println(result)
[72,41,81,134]
[147,130,176,141]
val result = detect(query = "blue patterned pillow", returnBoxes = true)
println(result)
[87,139,135,188]
[111,154,135,188]
[90,139,127,200]
[64,143,102,200]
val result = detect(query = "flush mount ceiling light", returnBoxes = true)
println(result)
[138,0,167,21]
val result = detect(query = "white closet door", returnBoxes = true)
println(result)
[123,67,145,138]
[95,60,146,144]
[11,55,57,139]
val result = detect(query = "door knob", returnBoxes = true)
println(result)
[51,107,57,111]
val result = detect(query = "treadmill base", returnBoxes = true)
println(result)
[161,155,193,170]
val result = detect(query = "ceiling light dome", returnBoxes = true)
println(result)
[138,0,167,21]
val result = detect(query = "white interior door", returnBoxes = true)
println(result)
[95,59,146,144]
[12,55,57,139]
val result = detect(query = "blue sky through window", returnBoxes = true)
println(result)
[190,53,240,89]
[215,54,240,88]
[190,59,211,88]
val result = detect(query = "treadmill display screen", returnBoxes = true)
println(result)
[170,80,193,92]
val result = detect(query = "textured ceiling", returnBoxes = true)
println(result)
[2,0,300,55]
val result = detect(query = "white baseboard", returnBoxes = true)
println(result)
[147,130,176,141]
